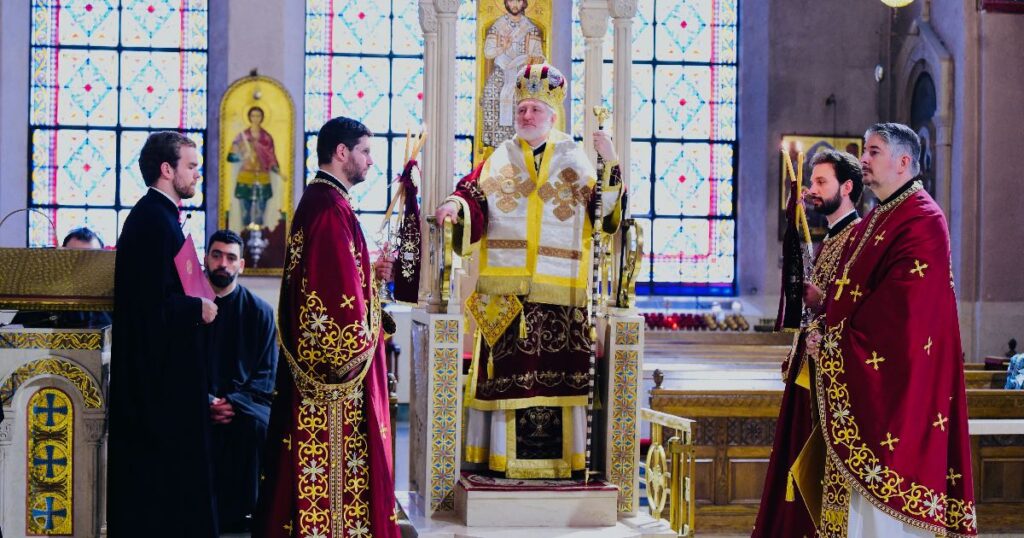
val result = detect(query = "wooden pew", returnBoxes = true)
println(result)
[643,331,1024,533]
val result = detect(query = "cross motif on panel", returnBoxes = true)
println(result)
[833,274,851,301]
[873,231,886,245]
[924,337,934,356]
[911,259,929,278]
[31,496,67,532]
[33,392,69,426]
[946,467,962,486]
[881,432,900,451]
[866,351,885,371]
[849,285,863,302]
[33,444,68,479]
[932,413,948,432]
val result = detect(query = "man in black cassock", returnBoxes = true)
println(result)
[108,132,220,537]
[202,229,277,533]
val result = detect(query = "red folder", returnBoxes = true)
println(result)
[174,234,215,301]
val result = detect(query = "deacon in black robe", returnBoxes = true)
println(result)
[108,185,218,536]
[203,284,277,532]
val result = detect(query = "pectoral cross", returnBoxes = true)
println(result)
[866,351,886,370]
[881,432,900,451]
[933,413,948,432]
[833,273,851,301]
[911,259,929,278]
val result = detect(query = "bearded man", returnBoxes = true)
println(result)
[780,124,976,537]
[753,149,862,537]
[201,229,278,533]
[435,63,622,478]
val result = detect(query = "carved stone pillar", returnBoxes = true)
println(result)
[578,0,609,166]
[419,0,459,307]
[609,0,637,194]
[417,0,439,305]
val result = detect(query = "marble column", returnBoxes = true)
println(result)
[578,0,609,166]
[609,0,637,194]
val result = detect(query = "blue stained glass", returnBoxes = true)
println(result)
[31,0,119,47]
[305,2,332,53]
[28,1,208,247]
[632,0,656,61]
[628,142,652,216]
[651,218,734,285]
[121,0,208,49]
[31,129,116,206]
[329,57,391,133]
[457,3,477,58]
[454,138,474,183]
[653,142,733,217]
[455,59,477,137]
[304,55,331,129]
[119,51,208,129]
[332,1,390,55]
[393,0,425,55]
[30,49,119,127]
[391,59,424,133]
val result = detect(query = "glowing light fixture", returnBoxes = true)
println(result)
[881,0,914,7]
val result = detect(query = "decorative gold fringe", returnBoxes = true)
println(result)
[786,471,796,502]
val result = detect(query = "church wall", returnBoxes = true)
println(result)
[738,0,889,311]
[974,10,1024,355]
[206,0,307,245]
[0,0,30,247]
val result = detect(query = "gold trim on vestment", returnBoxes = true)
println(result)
[815,319,977,536]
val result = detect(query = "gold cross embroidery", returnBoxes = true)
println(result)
[283,521,294,533]
[946,467,962,486]
[881,433,900,451]
[911,259,929,278]
[282,435,292,451]
[866,351,885,370]
[340,294,356,309]
[924,337,934,356]
[481,164,534,213]
[873,231,886,245]
[850,285,863,302]
[933,413,948,431]
[833,273,851,301]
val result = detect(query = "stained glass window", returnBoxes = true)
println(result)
[28,0,209,253]
[573,0,738,295]
[305,0,428,244]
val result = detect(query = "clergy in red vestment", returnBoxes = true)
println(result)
[803,123,975,537]
[753,149,863,538]
[254,116,400,538]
